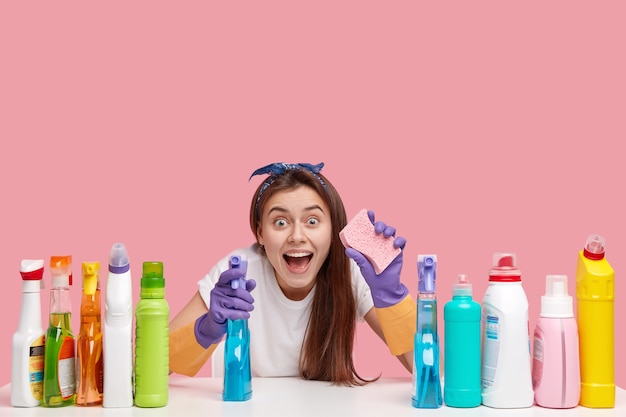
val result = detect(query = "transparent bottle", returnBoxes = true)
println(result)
[412,254,442,408]
[11,259,46,407]
[42,256,76,407]
[576,234,614,408]
[223,255,252,401]
[76,261,104,406]
[443,274,481,407]
[134,261,170,407]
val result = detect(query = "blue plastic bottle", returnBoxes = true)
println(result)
[222,255,252,401]
[443,274,482,407]
[411,254,442,408]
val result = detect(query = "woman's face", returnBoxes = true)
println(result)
[257,185,332,301]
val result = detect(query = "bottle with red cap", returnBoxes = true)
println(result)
[11,259,46,407]
[576,234,614,408]
[480,252,534,408]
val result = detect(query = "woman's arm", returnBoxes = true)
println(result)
[364,307,414,373]
[170,291,208,331]
[169,291,215,376]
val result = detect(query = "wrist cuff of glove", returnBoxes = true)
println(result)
[170,319,219,376]
[372,283,409,308]
[375,295,416,356]
[194,312,224,348]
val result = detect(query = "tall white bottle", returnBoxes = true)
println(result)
[481,252,534,408]
[103,243,134,408]
[11,259,46,407]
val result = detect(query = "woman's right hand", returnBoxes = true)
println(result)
[194,267,256,348]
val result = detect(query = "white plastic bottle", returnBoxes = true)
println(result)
[481,252,534,408]
[103,243,134,408]
[11,259,46,407]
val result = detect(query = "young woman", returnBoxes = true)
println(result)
[169,162,416,386]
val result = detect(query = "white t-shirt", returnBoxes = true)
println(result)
[197,243,374,377]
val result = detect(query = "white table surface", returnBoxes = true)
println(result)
[1,377,624,417]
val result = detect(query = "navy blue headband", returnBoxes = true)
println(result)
[249,162,328,220]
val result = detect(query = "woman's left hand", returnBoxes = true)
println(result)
[345,210,409,308]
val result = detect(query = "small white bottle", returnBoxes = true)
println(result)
[11,259,46,407]
[103,243,134,408]
[481,252,534,408]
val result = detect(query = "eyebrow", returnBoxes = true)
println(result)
[267,204,326,217]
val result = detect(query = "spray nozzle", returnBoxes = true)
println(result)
[82,261,100,295]
[229,255,248,289]
[50,256,72,288]
[418,254,437,293]
[583,234,606,260]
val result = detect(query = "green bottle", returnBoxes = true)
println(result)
[42,256,76,407]
[134,261,169,407]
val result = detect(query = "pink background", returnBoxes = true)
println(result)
[1,2,624,388]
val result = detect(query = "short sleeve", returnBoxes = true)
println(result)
[350,260,374,321]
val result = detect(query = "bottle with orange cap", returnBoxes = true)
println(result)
[42,255,76,407]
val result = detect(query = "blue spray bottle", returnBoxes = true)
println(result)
[223,255,252,401]
[412,254,443,408]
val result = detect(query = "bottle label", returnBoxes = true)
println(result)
[29,336,45,400]
[57,337,76,399]
[482,311,500,388]
[532,331,544,389]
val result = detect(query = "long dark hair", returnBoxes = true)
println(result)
[249,168,374,386]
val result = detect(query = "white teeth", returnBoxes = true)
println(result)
[285,252,311,258]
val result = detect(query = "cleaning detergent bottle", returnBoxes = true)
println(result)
[443,274,482,408]
[11,259,46,407]
[76,261,104,406]
[481,252,533,408]
[532,274,580,408]
[223,255,252,401]
[576,234,614,408]
[103,242,134,408]
[411,254,442,408]
[42,255,76,407]
[134,261,170,407]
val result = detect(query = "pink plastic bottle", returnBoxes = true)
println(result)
[532,274,580,408]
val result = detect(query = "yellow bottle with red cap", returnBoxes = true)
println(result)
[576,234,614,408]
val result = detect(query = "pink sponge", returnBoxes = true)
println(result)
[339,208,401,274]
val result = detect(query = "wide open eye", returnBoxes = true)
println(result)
[307,217,319,226]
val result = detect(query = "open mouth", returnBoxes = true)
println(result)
[283,252,313,273]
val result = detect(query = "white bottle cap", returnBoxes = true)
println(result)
[540,274,573,318]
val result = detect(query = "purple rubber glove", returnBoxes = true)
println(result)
[345,210,408,308]
[194,266,256,348]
